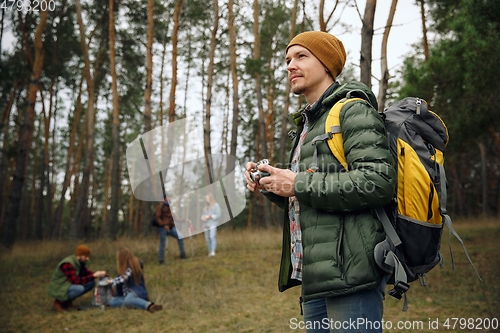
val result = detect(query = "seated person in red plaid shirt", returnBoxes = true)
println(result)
[48,245,106,312]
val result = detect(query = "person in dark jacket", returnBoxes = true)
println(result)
[48,245,107,312]
[246,31,396,333]
[108,247,162,312]
[156,193,190,263]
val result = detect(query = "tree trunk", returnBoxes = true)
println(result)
[227,0,240,202]
[141,0,158,237]
[100,155,112,237]
[159,15,172,159]
[205,0,219,181]
[377,0,398,112]
[179,33,193,211]
[53,9,101,238]
[254,0,267,159]
[0,8,4,58]
[0,82,19,223]
[37,91,52,240]
[420,0,429,61]
[278,0,299,168]
[478,142,489,217]
[108,0,121,239]
[163,0,183,175]
[319,0,339,32]
[2,8,48,248]
[70,0,97,241]
[253,0,272,227]
[360,0,377,88]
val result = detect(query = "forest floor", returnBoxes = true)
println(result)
[1,218,499,333]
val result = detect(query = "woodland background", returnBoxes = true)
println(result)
[0,0,499,248]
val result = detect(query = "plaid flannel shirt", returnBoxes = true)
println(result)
[109,267,133,296]
[60,262,94,285]
[288,106,312,281]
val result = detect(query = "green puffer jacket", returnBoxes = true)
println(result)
[264,81,396,302]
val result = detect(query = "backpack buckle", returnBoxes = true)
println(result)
[388,281,410,300]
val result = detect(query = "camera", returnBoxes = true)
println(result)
[250,159,271,184]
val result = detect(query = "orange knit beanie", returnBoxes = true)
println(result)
[76,245,91,257]
[286,31,346,79]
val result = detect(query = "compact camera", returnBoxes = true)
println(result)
[249,159,271,184]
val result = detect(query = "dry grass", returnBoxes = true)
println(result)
[0,219,499,333]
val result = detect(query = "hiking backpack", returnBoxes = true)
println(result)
[309,91,481,311]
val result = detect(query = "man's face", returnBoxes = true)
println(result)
[77,255,90,263]
[285,45,330,96]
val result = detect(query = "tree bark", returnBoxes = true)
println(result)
[278,0,299,168]
[108,0,121,239]
[37,91,52,240]
[0,81,19,222]
[377,0,397,112]
[70,0,98,241]
[420,0,429,61]
[100,155,112,237]
[478,142,489,217]
[204,0,219,182]
[2,8,48,248]
[360,0,377,88]
[319,0,339,32]
[227,0,240,197]
[53,9,102,238]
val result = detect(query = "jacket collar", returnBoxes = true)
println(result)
[287,82,341,128]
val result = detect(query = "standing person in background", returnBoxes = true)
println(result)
[201,193,221,257]
[108,247,162,312]
[156,193,189,263]
[48,245,107,312]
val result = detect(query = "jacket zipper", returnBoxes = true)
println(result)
[337,220,345,280]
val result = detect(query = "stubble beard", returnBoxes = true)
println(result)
[291,81,307,96]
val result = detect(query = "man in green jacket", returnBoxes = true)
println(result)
[48,245,106,312]
[246,31,396,333]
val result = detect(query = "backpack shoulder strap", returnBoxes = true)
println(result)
[309,97,365,172]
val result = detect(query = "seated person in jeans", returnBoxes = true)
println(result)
[108,247,162,312]
[48,245,106,312]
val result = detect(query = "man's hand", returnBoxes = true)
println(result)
[163,225,170,231]
[245,162,266,192]
[94,271,106,279]
[245,162,296,197]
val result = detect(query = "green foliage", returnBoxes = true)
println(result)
[398,0,500,151]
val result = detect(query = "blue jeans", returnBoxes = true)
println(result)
[303,275,389,333]
[108,292,151,310]
[67,280,95,301]
[159,227,185,261]
[204,227,217,253]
